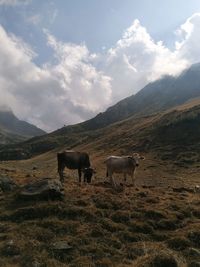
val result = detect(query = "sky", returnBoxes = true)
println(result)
[1,0,200,131]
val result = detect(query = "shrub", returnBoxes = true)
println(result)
[150,253,178,267]
[167,237,190,251]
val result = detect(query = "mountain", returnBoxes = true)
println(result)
[76,62,200,131]
[1,62,200,160]
[0,110,46,145]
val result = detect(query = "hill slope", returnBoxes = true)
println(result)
[0,110,46,145]
[1,97,200,166]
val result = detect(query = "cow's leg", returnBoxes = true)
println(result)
[108,171,116,188]
[131,171,135,186]
[59,165,65,183]
[110,176,116,188]
[83,173,87,183]
[78,168,82,183]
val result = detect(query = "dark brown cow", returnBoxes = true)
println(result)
[57,150,93,183]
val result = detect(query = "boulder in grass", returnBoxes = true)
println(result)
[0,176,18,192]
[19,178,64,200]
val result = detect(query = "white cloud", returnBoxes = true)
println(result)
[1,13,200,131]
[0,0,31,6]
[175,13,200,63]
[0,26,112,131]
[103,19,188,102]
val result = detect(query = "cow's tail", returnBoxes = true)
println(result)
[104,158,108,177]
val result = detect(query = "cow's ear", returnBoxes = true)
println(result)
[140,156,145,160]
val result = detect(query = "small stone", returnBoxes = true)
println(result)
[52,241,73,251]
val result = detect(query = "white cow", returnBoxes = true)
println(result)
[105,153,145,187]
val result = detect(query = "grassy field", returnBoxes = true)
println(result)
[0,146,200,267]
[0,100,200,266]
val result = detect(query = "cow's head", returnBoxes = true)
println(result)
[132,153,145,167]
[82,167,96,183]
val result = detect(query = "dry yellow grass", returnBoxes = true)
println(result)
[0,154,200,266]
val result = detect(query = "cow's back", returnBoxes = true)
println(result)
[58,150,90,170]
[106,156,134,173]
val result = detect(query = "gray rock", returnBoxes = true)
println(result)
[19,178,64,200]
[0,176,18,192]
[52,241,73,251]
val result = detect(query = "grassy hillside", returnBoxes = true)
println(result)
[0,110,46,146]
[1,97,200,169]
[0,127,27,146]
